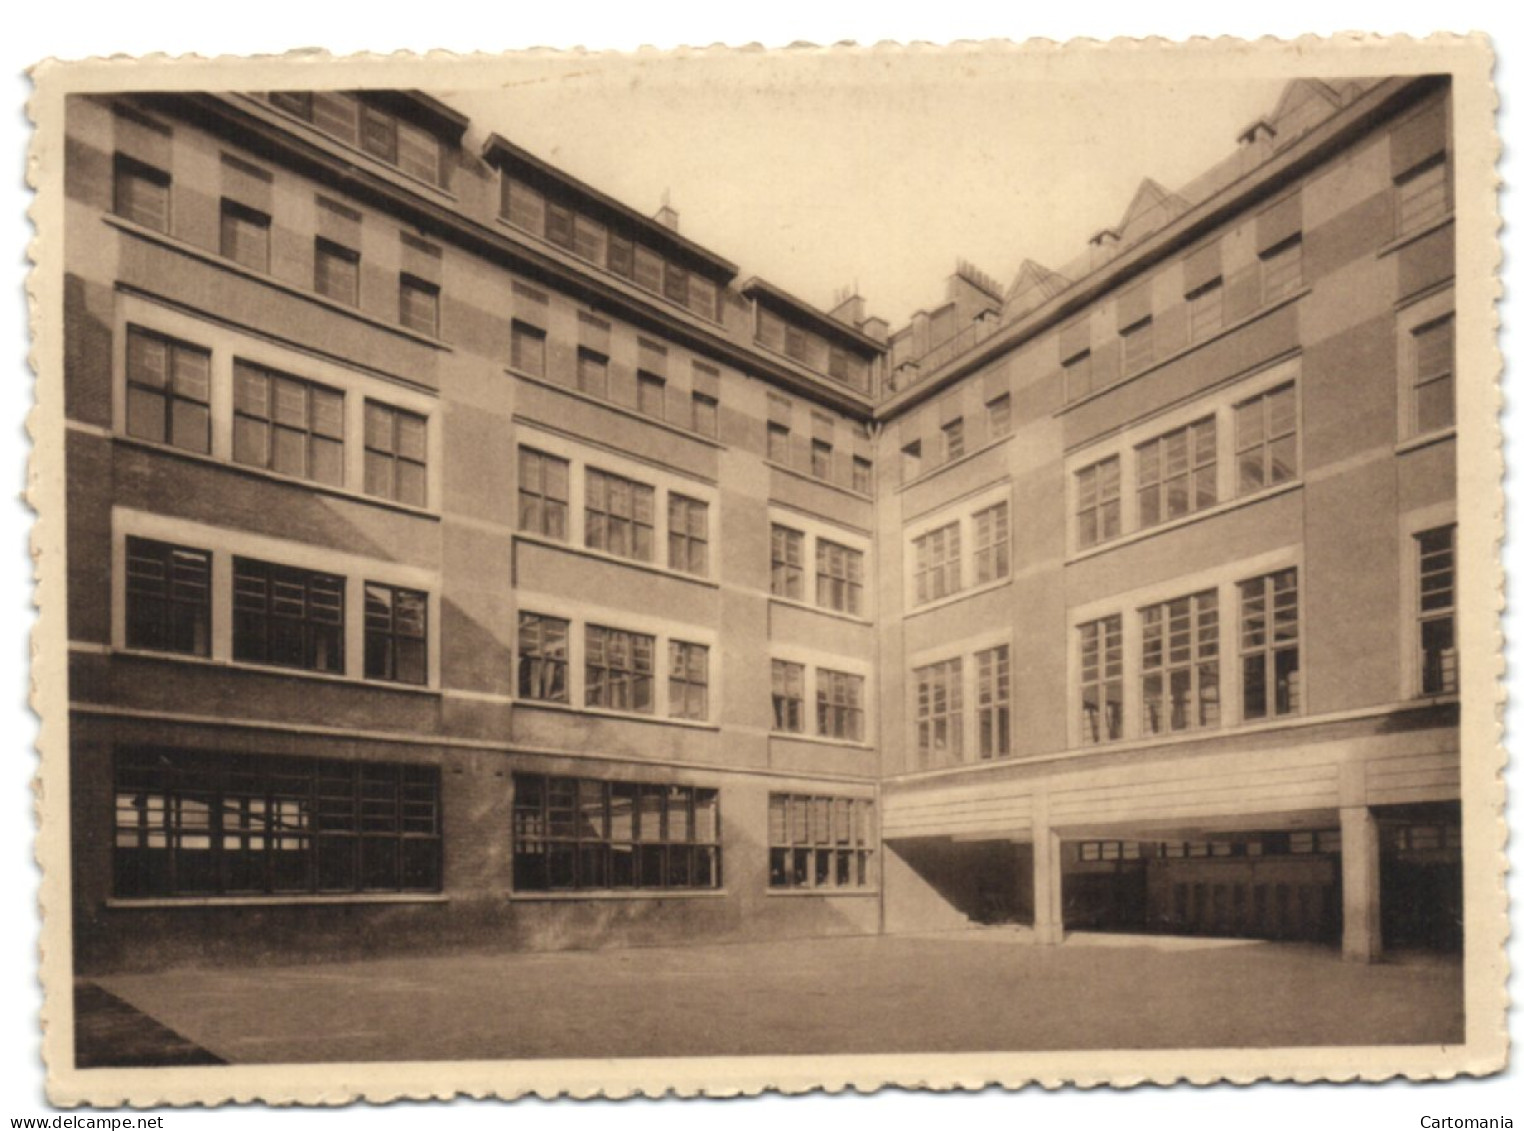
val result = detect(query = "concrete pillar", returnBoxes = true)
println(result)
[1032,827,1064,945]
[1340,806,1383,963]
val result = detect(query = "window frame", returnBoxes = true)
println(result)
[398,273,440,337]
[124,536,212,658]
[584,623,656,714]
[363,400,429,508]
[219,198,272,273]
[516,611,570,703]
[1139,589,1222,738]
[767,793,875,891]
[231,360,346,487]
[1239,568,1301,721]
[584,466,656,564]
[230,556,346,675]
[124,325,212,455]
[363,582,429,686]
[314,237,361,306]
[112,154,171,234]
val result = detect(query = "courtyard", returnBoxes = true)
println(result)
[74,928,1465,1067]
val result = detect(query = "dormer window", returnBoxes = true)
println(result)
[267,91,455,190]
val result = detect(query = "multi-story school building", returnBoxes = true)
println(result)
[62,73,1459,973]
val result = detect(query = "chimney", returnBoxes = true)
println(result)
[830,287,866,329]
[654,189,679,232]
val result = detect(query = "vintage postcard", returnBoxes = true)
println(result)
[26,34,1504,1105]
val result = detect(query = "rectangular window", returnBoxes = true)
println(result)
[113,155,170,233]
[691,391,718,438]
[1121,317,1154,375]
[360,103,399,164]
[815,539,864,616]
[544,201,576,250]
[219,200,270,273]
[1418,525,1458,695]
[310,91,360,147]
[633,246,664,293]
[914,659,963,766]
[363,583,427,686]
[1411,314,1456,435]
[232,361,345,486]
[943,418,965,462]
[396,120,444,187]
[572,214,607,265]
[517,447,569,540]
[901,439,922,482]
[770,525,804,600]
[231,558,345,674]
[668,641,709,721]
[114,751,441,899]
[512,774,721,893]
[688,275,718,322]
[1187,279,1224,341]
[510,320,546,377]
[811,439,833,479]
[768,794,874,890]
[637,372,666,420]
[816,670,865,742]
[363,401,428,508]
[1140,591,1221,736]
[1397,156,1450,235]
[575,348,609,399]
[667,494,709,577]
[972,501,1010,585]
[976,645,1012,760]
[771,660,804,732]
[124,326,211,454]
[987,393,1012,439]
[912,522,961,606]
[1240,569,1300,721]
[767,422,791,464]
[662,263,689,307]
[1063,349,1093,402]
[585,625,655,713]
[502,176,546,234]
[1078,615,1123,745]
[517,612,568,703]
[1137,417,1217,528]
[852,456,874,495]
[606,232,635,278]
[1235,383,1298,494]
[124,537,211,657]
[399,274,440,335]
[314,238,360,306]
[1074,456,1121,549]
[1260,236,1303,303]
[584,468,655,562]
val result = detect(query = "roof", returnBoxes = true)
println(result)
[740,277,887,355]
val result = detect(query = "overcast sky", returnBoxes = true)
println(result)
[442,52,1290,328]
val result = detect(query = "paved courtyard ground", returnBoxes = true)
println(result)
[78,929,1464,1065]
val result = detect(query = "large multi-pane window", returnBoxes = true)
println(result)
[363,401,427,507]
[1140,591,1220,736]
[314,238,360,306]
[1239,569,1300,721]
[817,669,865,742]
[512,774,721,892]
[114,751,442,898]
[914,658,963,766]
[219,199,271,273]
[667,494,709,577]
[232,361,345,486]
[584,468,655,562]
[124,326,211,455]
[668,641,710,721]
[231,558,345,674]
[976,645,1011,760]
[972,502,1010,585]
[1234,383,1298,494]
[771,660,805,732]
[1137,418,1217,528]
[767,794,874,890]
[517,447,569,540]
[585,625,655,713]
[1418,525,1458,695]
[1410,314,1456,436]
[770,525,805,600]
[113,154,170,233]
[516,612,568,703]
[1074,456,1121,549]
[124,537,211,657]
[363,583,427,686]
[815,539,864,615]
[912,522,961,606]
[1078,615,1123,746]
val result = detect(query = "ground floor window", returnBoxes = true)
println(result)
[511,773,721,892]
[113,750,441,898]
[767,793,875,890]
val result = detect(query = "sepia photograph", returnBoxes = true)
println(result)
[21,31,1505,1105]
